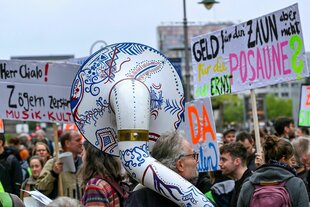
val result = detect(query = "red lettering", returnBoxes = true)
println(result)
[48,111,56,121]
[306,86,310,106]
[6,110,14,118]
[34,111,42,119]
[66,112,72,122]
[187,104,216,144]
[56,112,63,121]
[22,111,29,119]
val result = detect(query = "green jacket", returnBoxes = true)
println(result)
[35,156,82,199]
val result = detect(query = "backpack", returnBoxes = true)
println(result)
[250,182,292,207]
[20,160,30,182]
[204,179,234,207]
[0,154,15,193]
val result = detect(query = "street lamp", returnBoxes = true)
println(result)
[183,0,219,101]
[198,0,219,10]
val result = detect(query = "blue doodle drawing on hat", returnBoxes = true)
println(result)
[164,97,184,128]
[142,163,213,207]
[95,127,117,154]
[73,96,110,133]
[120,143,149,172]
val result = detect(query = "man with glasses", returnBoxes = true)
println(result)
[125,130,199,207]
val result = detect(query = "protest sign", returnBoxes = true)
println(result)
[0,119,4,133]
[0,60,79,86]
[298,84,310,127]
[185,98,220,172]
[0,82,73,123]
[191,3,308,98]
[0,60,79,123]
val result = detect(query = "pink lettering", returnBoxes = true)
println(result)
[280,40,291,75]
[48,111,56,121]
[256,47,265,79]
[248,49,256,81]
[240,51,247,83]
[229,53,238,85]
[228,41,291,84]
[272,43,281,76]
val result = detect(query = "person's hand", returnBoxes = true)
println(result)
[52,160,63,174]
[255,152,264,168]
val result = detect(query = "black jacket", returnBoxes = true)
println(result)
[0,147,23,195]
[125,187,179,207]
[230,168,252,207]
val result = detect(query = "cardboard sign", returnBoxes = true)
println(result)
[298,84,310,127]
[191,3,308,98]
[0,81,73,123]
[0,60,79,87]
[0,60,80,123]
[185,98,220,172]
[0,119,4,133]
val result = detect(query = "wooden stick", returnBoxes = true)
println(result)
[250,89,261,154]
[53,123,63,196]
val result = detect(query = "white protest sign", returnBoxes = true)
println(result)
[185,98,220,172]
[0,60,79,86]
[21,189,52,206]
[191,3,308,98]
[59,152,76,172]
[0,119,4,133]
[298,84,310,127]
[0,60,79,123]
[0,82,73,123]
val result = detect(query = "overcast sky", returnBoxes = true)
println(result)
[1,0,309,59]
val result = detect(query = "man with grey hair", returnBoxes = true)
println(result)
[125,130,199,207]
[291,137,310,200]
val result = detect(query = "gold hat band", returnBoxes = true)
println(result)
[118,129,149,141]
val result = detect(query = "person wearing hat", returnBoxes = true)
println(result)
[222,128,236,145]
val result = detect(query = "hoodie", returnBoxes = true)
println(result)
[237,162,309,207]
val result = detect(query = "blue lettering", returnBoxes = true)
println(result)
[197,142,218,172]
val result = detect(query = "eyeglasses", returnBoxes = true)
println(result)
[179,152,199,161]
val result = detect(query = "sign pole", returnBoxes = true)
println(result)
[53,123,63,196]
[250,89,261,153]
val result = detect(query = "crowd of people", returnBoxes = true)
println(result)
[0,116,309,206]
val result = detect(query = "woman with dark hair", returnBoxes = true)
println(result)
[79,140,129,207]
[238,135,309,207]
